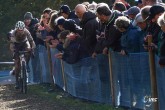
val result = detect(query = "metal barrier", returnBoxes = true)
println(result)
[0,62,14,65]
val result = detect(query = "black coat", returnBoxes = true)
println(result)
[28,18,39,45]
[80,11,99,56]
[96,10,122,52]
[159,32,165,65]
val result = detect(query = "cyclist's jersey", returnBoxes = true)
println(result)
[10,28,34,43]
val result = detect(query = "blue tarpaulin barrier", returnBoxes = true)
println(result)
[110,52,151,109]
[155,56,165,110]
[37,45,51,83]
[28,47,165,110]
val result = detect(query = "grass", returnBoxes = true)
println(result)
[28,84,124,110]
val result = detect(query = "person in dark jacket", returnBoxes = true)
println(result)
[24,12,39,45]
[143,5,164,53]
[75,4,99,58]
[157,13,165,67]
[59,5,80,25]
[133,13,147,52]
[55,31,81,64]
[94,4,122,56]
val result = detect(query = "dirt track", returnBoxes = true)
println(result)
[0,84,67,110]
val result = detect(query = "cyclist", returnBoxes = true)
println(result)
[9,21,36,89]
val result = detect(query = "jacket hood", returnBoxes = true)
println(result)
[80,11,96,25]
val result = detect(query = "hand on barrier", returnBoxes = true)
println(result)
[102,47,108,55]
[55,53,63,59]
[143,43,157,51]
[92,52,97,58]
[159,57,165,68]
[119,50,128,56]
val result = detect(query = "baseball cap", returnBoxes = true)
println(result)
[133,13,144,26]
[55,16,65,25]
[145,5,165,21]
[124,6,140,15]
[60,5,71,14]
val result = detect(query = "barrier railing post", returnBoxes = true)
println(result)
[60,60,67,91]
[108,51,115,106]
[46,42,54,85]
[148,35,159,110]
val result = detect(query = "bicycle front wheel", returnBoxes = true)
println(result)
[21,61,27,94]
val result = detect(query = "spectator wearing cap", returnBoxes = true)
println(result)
[55,17,82,36]
[123,6,140,21]
[157,13,165,66]
[52,18,81,47]
[59,5,80,25]
[55,16,66,31]
[135,0,143,9]
[143,4,165,51]
[75,4,99,58]
[133,13,147,51]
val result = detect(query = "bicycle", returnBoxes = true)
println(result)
[17,50,29,94]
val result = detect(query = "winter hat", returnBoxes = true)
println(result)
[60,5,71,14]
[24,12,33,20]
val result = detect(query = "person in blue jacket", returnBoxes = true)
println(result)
[114,16,143,55]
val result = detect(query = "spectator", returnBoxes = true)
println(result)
[88,1,98,11]
[55,16,66,31]
[55,31,81,64]
[157,13,165,66]
[75,4,99,58]
[94,4,122,56]
[144,5,164,52]
[123,6,140,21]
[114,16,142,54]
[43,7,52,22]
[140,5,152,21]
[59,5,80,25]
[133,13,147,51]
[114,0,131,9]
[24,12,39,45]
[135,0,143,9]
[113,2,127,12]
[52,18,81,49]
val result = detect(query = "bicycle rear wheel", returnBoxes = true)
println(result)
[21,61,27,94]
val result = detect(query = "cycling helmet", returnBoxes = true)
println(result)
[15,21,25,30]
